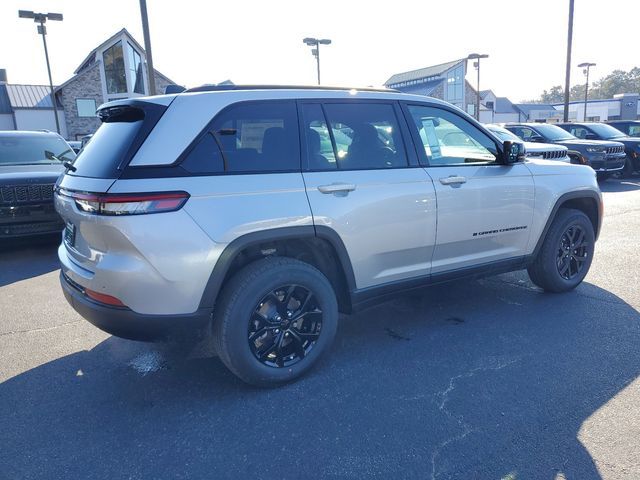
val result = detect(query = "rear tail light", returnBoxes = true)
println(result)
[57,189,189,216]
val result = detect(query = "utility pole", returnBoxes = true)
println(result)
[578,62,596,121]
[467,53,489,121]
[139,0,156,95]
[303,38,332,85]
[563,0,575,122]
[18,10,63,134]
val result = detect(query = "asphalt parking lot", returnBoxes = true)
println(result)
[1,178,639,480]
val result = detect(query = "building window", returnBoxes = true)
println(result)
[445,64,464,106]
[103,41,127,94]
[127,42,145,94]
[76,99,97,117]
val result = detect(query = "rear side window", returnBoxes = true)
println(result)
[307,103,408,170]
[208,101,300,173]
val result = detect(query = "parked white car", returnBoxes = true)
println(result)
[486,124,570,162]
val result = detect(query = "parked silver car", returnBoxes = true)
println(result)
[55,86,602,386]
[486,124,569,162]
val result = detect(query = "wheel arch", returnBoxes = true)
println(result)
[532,190,602,259]
[199,226,357,314]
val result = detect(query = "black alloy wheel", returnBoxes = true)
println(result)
[556,225,589,280]
[248,285,323,368]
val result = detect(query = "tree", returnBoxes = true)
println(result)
[540,85,565,103]
[531,67,639,103]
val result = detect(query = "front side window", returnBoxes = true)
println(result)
[209,101,299,172]
[127,42,145,94]
[76,99,97,117]
[304,103,408,170]
[569,126,590,139]
[103,41,127,94]
[407,105,497,166]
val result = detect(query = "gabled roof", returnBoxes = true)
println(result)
[479,89,496,100]
[0,84,12,114]
[74,28,146,74]
[385,59,464,86]
[495,96,518,114]
[5,84,61,109]
[514,103,558,114]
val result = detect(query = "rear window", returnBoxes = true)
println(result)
[70,121,142,178]
[68,103,166,178]
[0,134,75,166]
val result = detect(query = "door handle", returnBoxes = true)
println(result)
[439,175,467,186]
[317,183,356,195]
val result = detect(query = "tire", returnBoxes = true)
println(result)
[621,157,635,178]
[596,172,610,182]
[213,257,338,387]
[527,208,595,293]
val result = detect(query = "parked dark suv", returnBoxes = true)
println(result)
[606,120,640,137]
[505,123,626,180]
[0,131,75,238]
[558,122,640,177]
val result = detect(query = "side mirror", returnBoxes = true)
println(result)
[585,133,598,140]
[502,141,526,164]
[529,136,544,143]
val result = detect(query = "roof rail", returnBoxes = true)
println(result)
[183,84,399,94]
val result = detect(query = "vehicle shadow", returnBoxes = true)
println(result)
[0,236,59,287]
[1,272,638,479]
[600,177,640,192]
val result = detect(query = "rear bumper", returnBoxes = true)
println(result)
[60,272,212,342]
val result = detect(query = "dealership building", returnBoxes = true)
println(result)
[0,29,175,140]
[384,60,639,124]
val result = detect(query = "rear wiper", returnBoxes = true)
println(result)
[45,150,77,172]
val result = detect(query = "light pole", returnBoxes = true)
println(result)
[139,0,156,95]
[563,0,575,122]
[18,10,62,134]
[578,62,596,121]
[303,37,331,85]
[467,53,488,121]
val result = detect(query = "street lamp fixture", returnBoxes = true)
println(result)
[467,53,489,121]
[578,62,596,121]
[303,37,332,85]
[18,10,63,135]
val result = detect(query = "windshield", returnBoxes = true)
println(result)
[487,126,521,142]
[0,134,76,166]
[533,124,576,141]
[587,123,627,139]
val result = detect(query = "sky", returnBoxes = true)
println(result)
[1,0,638,102]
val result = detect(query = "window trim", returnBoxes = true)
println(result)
[75,98,97,118]
[297,99,416,172]
[141,99,303,176]
[400,101,504,168]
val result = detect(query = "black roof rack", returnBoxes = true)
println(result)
[183,84,399,94]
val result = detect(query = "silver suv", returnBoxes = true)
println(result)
[55,86,602,386]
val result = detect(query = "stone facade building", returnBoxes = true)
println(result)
[55,29,176,140]
[0,29,176,140]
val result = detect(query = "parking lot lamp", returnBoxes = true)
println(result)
[578,62,596,121]
[303,38,332,85]
[18,10,63,135]
[467,53,489,121]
